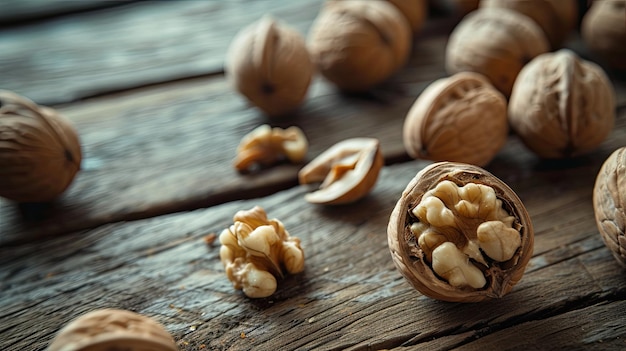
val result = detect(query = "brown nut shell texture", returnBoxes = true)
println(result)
[308,0,412,92]
[582,0,626,71]
[386,0,428,34]
[226,16,313,117]
[509,49,615,159]
[445,8,549,97]
[593,146,626,267]
[403,72,508,167]
[387,162,534,302]
[299,137,383,205]
[481,0,578,48]
[0,90,82,203]
[47,308,177,351]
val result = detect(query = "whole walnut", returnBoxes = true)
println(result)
[508,49,615,159]
[445,8,550,97]
[403,72,508,167]
[593,146,626,267]
[0,90,82,203]
[481,0,578,49]
[308,0,412,92]
[387,0,428,34]
[582,0,626,71]
[226,16,313,117]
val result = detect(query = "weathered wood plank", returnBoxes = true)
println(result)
[1,159,625,351]
[0,0,137,25]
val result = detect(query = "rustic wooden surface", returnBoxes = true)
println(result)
[1,1,625,350]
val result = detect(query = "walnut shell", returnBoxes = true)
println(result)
[387,0,428,34]
[480,0,578,48]
[0,90,81,203]
[387,162,534,302]
[593,147,626,267]
[445,8,550,97]
[508,49,615,159]
[308,0,412,92]
[47,309,177,351]
[225,16,313,117]
[582,0,626,71]
[402,72,508,167]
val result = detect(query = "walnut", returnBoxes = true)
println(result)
[402,72,508,167]
[480,0,578,48]
[298,137,384,205]
[582,0,626,72]
[0,90,82,203]
[219,206,305,298]
[233,124,308,172]
[445,8,550,97]
[47,309,177,351]
[386,0,428,34]
[593,147,626,267]
[308,0,412,92]
[508,49,615,159]
[225,16,313,117]
[387,162,534,302]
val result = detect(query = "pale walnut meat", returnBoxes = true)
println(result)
[298,138,383,205]
[508,49,615,159]
[387,162,534,302]
[481,0,578,49]
[47,309,177,351]
[582,0,626,72]
[308,0,412,92]
[402,72,508,167]
[233,124,308,172]
[219,206,305,298]
[593,147,626,267]
[225,16,313,117]
[445,8,549,97]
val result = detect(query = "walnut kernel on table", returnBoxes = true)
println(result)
[0,90,82,203]
[445,8,549,97]
[233,124,308,172]
[508,49,615,159]
[47,309,177,351]
[308,0,412,92]
[593,147,626,267]
[225,16,313,117]
[219,206,305,298]
[387,162,533,302]
[402,72,508,167]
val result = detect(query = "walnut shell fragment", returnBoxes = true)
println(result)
[387,162,534,302]
[593,147,626,267]
[403,72,508,167]
[0,90,82,203]
[47,308,177,351]
[508,49,615,159]
[308,0,412,92]
[298,137,384,205]
[445,8,549,97]
[219,206,305,298]
[582,0,626,71]
[233,124,308,172]
[480,0,578,48]
[225,16,313,117]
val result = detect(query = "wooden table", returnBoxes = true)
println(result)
[1,1,625,350]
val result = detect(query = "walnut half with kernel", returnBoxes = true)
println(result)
[387,162,534,302]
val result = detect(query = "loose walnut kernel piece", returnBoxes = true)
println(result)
[233,124,308,172]
[388,162,533,302]
[298,137,383,205]
[219,206,304,298]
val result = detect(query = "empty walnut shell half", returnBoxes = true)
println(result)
[225,16,313,117]
[47,309,177,351]
[593,147,626,267]
[582,0,626,72]
[403,72,508,167]
[308,0,412,92]
[388,162,534,302]
[0,90,82,203]
[445,8,549,97]
[508,49,615,159]
[481,0,578,49]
